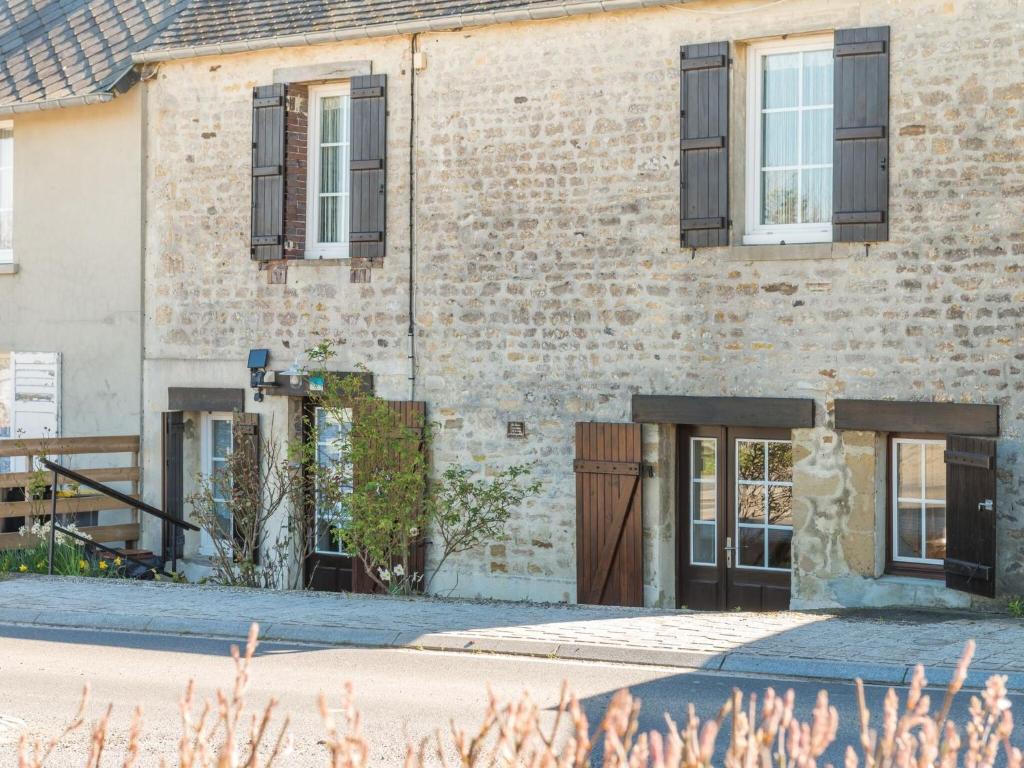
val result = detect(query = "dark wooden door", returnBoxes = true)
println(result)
[678,427,793,611]
[575,422,644,606]
[944,435,997,597]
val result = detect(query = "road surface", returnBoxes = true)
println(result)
[0,624,1016,766]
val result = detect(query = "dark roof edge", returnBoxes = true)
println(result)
[133,0,688,64]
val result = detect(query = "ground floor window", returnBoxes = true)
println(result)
[890,437,947,570]
[198,412,233,556]
[315,406,352,554]
[736,439,793,570]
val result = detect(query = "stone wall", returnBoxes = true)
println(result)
[143,0,1024,605]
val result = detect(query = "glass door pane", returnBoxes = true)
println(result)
[690,437,718,565]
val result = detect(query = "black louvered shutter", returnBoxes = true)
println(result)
[162,411,185,566]
[679,42,729,248]
[251,84,286,260]
[943,436,997,598]
[832,27,890,242]
[349,75,387,262]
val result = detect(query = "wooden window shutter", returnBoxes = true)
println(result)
[832,27,890,242]
[231,412,261,563]
[943,435,997,597]
[349,74,387,263]
[251,84,286,261]
[161,411,185,563]
[679,42,729,248]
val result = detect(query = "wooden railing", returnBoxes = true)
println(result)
[0,435,141,551]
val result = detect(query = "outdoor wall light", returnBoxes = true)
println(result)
[247,348,275,402]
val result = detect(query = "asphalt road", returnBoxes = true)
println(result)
[0,624,1019,767]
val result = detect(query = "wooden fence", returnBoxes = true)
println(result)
[0,435,141,551]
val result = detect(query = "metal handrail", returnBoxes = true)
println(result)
[39,458,199,577]
[38,458,199,531]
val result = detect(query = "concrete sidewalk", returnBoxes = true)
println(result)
[0,575,1018,687]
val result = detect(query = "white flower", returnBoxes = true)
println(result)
[409,527,419,537]
[393,564,405,578]
[377,567,391,582]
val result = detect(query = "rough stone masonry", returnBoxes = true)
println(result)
[142,0,1024,608]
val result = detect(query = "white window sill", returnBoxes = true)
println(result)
[743,232,832,246]
[0,262,18,275]
[294,256,351,266]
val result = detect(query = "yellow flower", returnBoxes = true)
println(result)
[98,560,108,571]
[18,564,27,572]
[78,559,88,570]
[113,556,122,567]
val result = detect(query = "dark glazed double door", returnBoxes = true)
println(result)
[678,426,794,611]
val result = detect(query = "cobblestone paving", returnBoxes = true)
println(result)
[0,577,1016,681]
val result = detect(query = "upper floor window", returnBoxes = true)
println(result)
[306,83,351,259]
[745,37,833,245]
[891,437,947,569]
[0,121,12,263]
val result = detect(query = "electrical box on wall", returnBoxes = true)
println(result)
[413,51,427,71]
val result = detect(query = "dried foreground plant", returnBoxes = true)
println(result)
[17,624,1021,768]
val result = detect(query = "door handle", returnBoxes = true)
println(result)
[724,536,737,568]
[978,499,994,512]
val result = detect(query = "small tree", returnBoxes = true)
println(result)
[188,425,320,589]
[305,344,431,594]
[425,464,542,592]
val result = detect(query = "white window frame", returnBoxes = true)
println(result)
[891,438,947,566]
[305,83,351,260]
[198,412,233,557]
[0,120,12,264]
[689,437,718,566]
[744,36,834,246]
[734,438,793,572]
[315,406,353,555]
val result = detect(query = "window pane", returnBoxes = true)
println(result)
[737,441,765,480]
[896,503,922,559]
[767,442,792,482]
[761,170,799,225]
[768,486,792,525]
[320,96,343,143]
[693,481,717,521]
[800,168,832,224]
[762,53,800,109]
[924,443,946,500]
[925,503,946,560]
[739,526,765,566]
[692,522,716,565]
[802,50,833,106]
[738,484,765,522]
[319,195,340,243]
[897,443,921,499]
[768,528,792,569]
[320,145,341,194]
[212,420,232,458]
[213,500,232,538]
[692,439,716,481]
[802,108,832,165]
[762,111,798,167]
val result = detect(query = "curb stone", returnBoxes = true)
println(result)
[0,607,1003,688]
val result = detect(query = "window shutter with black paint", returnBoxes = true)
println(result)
[251,84,286,261]
[349,74,387,263]
[162,411,185,565]
[679,42,729,248]
[943,435,997,597]
[832,27,890,243]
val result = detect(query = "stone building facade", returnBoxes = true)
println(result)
[138,0,1023,609]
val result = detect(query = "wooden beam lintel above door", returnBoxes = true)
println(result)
[631,395,814,429]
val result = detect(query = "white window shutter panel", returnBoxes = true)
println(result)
[10,352,61,472]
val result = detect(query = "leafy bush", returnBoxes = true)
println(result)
[18,629,1023,768]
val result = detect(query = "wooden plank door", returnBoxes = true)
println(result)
[944,435,997,597]
[574,422,643,606]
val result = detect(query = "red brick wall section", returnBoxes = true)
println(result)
[284,83,308,260]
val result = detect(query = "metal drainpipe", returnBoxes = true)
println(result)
[408,33,419,401]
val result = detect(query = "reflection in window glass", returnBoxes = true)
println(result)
[892,439,947,565]
[736,439,793,572]
[690,438,717,566]
[316,407,353,554]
